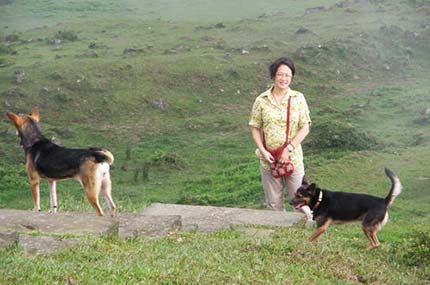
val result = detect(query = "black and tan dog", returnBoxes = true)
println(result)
[290,168,402,249]
[6,107,116,217]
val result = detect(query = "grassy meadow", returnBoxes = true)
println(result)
[1,0,430,283]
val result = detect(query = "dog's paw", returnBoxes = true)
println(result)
[367,244,380,250]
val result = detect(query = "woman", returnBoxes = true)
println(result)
[249,57,312,220]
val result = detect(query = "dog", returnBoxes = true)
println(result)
[290,168,402,249]
[6,106,116,217]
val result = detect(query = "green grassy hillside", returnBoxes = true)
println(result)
[1,0,429,283]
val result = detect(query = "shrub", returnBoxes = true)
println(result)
[307,120,379,151]
[389,230,430,280]
[402,230,430,267]
[55,30,78,41]
[0,44,14,55]
[4,34,19,42]
[146,151,187,170]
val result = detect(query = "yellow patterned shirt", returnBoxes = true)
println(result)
[249,86,311,170]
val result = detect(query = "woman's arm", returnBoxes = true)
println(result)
[290,121,310,148]
[279,122,310,164]
[251,127,275,164]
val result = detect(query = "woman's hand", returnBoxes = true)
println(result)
[279,148,291,164]
[261,149,275,164]
[252,128,276,164]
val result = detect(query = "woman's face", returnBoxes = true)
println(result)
[273,64,293,90]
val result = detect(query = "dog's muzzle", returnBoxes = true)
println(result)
[289,199,305,210]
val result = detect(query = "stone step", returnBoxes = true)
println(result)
[0,204,306,255]
[0,209,181,255]
[117,214,182,239]
[141,203,306,232]
[0,209,118,238]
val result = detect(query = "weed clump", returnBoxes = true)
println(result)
[307,120,378,151]
[214,23,226,29]
[0,44,16,55]
[55,30,78,41]
[390,230,430,279]
[146,151,186,170]
[403,230,430,267]
[4,34,19,42]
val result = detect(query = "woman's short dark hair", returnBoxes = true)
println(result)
[269,57,296,79]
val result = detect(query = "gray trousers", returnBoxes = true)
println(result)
[260,164,312,220]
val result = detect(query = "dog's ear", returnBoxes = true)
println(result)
[30,106,40,122]
[6,112,24,128]
[307,183,317,195]
[302,175,310,186]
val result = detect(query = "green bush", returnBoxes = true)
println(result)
[402,231,430,267]
[55,30,78,41]
[146,150,187,170]
[0,44,14,55]
[389,230,430,280]
[307,120,379,151]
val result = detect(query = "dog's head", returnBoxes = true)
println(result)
[290,182,318,210]
[6,106,43,148]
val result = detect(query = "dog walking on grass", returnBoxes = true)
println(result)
[290,168,402,249]
[6,106,116,217]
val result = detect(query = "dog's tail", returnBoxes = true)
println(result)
[384,168,402,206]
[92,148,114,165]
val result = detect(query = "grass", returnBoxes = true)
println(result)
[1,227,428,284]
[1,0,430,283]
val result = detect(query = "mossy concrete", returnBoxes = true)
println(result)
[0,205,306,255]
[141,203,306,232]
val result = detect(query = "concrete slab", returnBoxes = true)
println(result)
[18,234,84,256]
[141,203,306,232]
[117,214,181,239]
[0,223,24,249]
[0,209,119,254]
[0,204,306,255]
[0,210,118,237]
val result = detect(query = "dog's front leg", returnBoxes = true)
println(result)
[309,218,332,242]
[29,178,41,212]
[27,159,41,212]
[48,180,58,213]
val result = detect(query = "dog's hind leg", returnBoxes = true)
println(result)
[80,161,105,216]
[362,227,380,249]
[370,232,380,249]
[83,181,104,216]
[48,180,58,213]
[100,168,116,217]
[362,212,384,249]
[81,165,105,216]
[362,208,388,249]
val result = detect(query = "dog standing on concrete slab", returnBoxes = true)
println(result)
[6,106,116,217]
[290,168,402,249]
